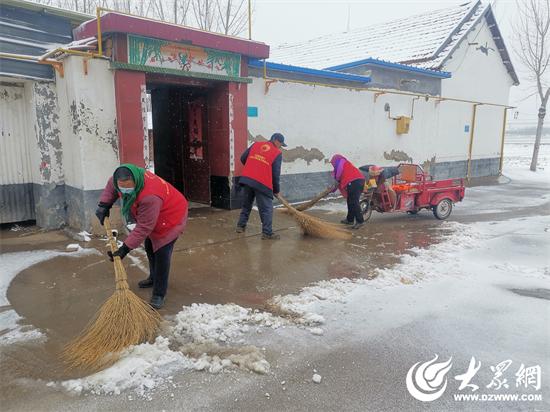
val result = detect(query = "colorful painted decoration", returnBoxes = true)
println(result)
[128,35,241,79]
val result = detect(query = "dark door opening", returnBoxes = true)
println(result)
[150,85,211,204]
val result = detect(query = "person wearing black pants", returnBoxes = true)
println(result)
[143,238,177,299]
[237,185,274,237]
[236,133,286,239]
[330,154,366,229]
[345,179,366,226]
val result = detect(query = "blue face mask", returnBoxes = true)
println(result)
[119,187,135,195]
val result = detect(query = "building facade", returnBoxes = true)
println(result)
[0,0,517,231]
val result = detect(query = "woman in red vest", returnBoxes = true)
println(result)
[330,154,366,229]
[95,164,188,309]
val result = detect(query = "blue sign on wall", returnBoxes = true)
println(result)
[464,125,470,133]
[248,106,258,117]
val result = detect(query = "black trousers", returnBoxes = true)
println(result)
[237,184,274,235]
[144,238,177,298]
[346,179,365,224]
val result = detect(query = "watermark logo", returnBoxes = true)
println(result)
[406,355,453,402]
[406,355,542,403]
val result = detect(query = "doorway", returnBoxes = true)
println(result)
[150,85,211,204]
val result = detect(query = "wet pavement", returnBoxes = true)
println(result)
[1,171,549,411]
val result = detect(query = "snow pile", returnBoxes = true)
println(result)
[0,248,99,345]
[77,231,92,242]
[171,303,284,345]
[59,337,192,398]
[57,303,284,396]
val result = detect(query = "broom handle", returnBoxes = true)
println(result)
[275,194,295,211]
[295,185,336,212]
[103,217,128,286]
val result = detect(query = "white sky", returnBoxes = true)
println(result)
[251,0,539,127]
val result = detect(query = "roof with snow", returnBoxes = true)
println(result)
[269,1,518,85]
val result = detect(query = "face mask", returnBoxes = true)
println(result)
[119,187,135,195]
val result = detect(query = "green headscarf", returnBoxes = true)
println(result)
[113,163,145,221]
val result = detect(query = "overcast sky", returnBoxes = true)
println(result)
[251,0,537,126]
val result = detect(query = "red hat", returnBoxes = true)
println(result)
[369,165,384,175]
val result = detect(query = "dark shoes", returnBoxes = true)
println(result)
[261,233,280,240]
[340,219,354,225]
[236,226,246,233]
[150,295,165,309]
[138,278,154,288]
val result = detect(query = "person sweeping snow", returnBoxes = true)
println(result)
[330,154,366,229]
[236,133,286,239]
[95,164,188,309]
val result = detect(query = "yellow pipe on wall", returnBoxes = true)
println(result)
[97,7,103,57]
[466,104,480,181]
[262,75,514,109]
[498,107,509,175]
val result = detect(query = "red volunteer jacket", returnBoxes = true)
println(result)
[126,171,188,239]
[240,142,282,190]
[338,161,364,197]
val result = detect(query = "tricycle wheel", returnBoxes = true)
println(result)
[360,199,373,221]
[407,210,418,215]
[433,198,452,220]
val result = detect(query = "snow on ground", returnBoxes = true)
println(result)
[6,141,550,399]
[55,303,287,397]
[0,248,99,345]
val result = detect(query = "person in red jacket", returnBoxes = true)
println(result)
[95,164,188,309]
[330,154,366,229]
[236,133,286,239]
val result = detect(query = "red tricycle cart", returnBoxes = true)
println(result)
[360,163,465,221]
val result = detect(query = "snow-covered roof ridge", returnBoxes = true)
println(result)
[269,1,478,69]
[268,1,518,85]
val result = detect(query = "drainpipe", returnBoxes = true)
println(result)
[467,103,481,182]
[498,107,508,176]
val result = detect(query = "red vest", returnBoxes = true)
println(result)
[129,171,188,238]
[241,141,281,190]
[339,161,364,197]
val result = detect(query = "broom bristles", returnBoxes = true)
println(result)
[62,217,161,371]
[277,194,352,240]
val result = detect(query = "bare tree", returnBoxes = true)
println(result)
[515,0,550,171]
[216,0,247,36]
[33,0,251,38]
[173,0,191,25]
[191,0,216,31]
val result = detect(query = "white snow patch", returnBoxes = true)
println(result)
[55,303,283,397]
[66,244,82,251]
[77,231,92,242]
[59,337,192,397]
[312,373,322,383]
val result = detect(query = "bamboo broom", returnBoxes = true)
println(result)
[62,217,161,371]
[276,194,352,240]
[282,185,336,212]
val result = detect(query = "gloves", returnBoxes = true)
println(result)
[95,202,112,225]
[107,243,130,261]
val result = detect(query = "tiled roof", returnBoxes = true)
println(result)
[268,1,518,84]
[270,2,479,70]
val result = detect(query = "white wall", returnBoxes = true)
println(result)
[248,77,497,176]
[248,21,514,176]
[440,19,513,161]
[56,56,119,191]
